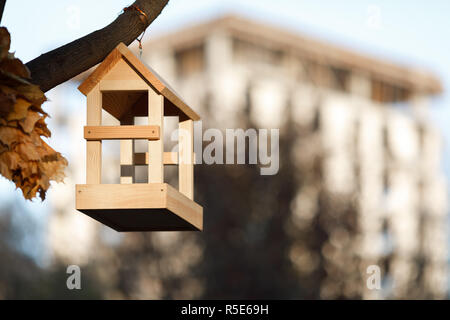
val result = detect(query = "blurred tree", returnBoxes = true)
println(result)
[0,203,102,299]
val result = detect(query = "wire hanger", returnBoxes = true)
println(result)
[123,4,150,58]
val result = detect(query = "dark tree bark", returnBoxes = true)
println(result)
[0,0,6,23]
[25,0,169,93]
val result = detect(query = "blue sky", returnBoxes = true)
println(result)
[3,0,449,141]
[1,1,449,253]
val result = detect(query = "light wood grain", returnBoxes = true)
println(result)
[76,183,203,231]
[120,115,134,184]
[78,43,201,120]
[86,85,102,184]
[178,119,194,199]
[84,125,160,140]
[148,88,164,183]
[100,80,149,91]
[116,43,200,120]
[76,184,167,209]
[78,48,121,95]
[102,58,142,81]
[166,183,203,230]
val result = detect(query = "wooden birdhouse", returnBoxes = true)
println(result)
[75,43,202,232]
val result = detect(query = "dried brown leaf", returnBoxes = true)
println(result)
[0,58,31,79]
[0,28,10,60]
[15,84,46,106]
[0,151,22,170]
[0,27,67,201]
[0,142,7,154]
[34,118,51,138]
[0,159,11,179]
[7,98,31,121]
[0,91,15,117]
[19,109,41,133]
[16,142,41,161]
[0,126,22,147]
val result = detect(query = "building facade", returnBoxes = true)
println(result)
[46,15,448,299]
[141,15,448,298]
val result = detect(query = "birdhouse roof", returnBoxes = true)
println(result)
[78,42,200,121]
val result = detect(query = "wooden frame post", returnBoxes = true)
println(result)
[86,84,102,184]
[120,114,135,184]
[179,119,194,199]
[148,88,164,183]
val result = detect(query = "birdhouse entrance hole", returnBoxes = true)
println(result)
[75,43,203,232]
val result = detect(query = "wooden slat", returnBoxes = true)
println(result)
[178,119,194,199]
[86,85,102,184]
[120,115,134,184]
[84,125,160,140]
[100,79,149,91]
[148,88,164,183]
[76,184,167,210]
[78,49,122,95]
[166,183,203,230]
[163,151,177,164]
[102,58,143,81]
[116,43,200,121]
[75,183,203,231]
[134,152,179,165]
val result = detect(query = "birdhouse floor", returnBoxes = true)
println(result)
[75,183,203,232]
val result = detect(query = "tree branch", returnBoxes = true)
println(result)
[0,0,6,24]
[25,0,169,93]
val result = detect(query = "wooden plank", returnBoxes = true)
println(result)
[160,87,200,121]
[116,43,201,120]
[134,152,179,165]
[102,58,143,81]
[148,88,164,183]
[76,184,167,210]
[75,183,203,231]
[78,43,201,120]
[86,85,102,184]
[178,119,194,199]
[84,125,160,140]
[166,184,203,230]
[78,48,122,95]
[100,80,149,91]
[126,93,191,120]
[120,115,134,184]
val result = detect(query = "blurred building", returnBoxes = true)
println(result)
[47,15,448,299]
[141,15,448,299]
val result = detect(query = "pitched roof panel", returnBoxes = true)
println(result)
[78,43,200,121]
